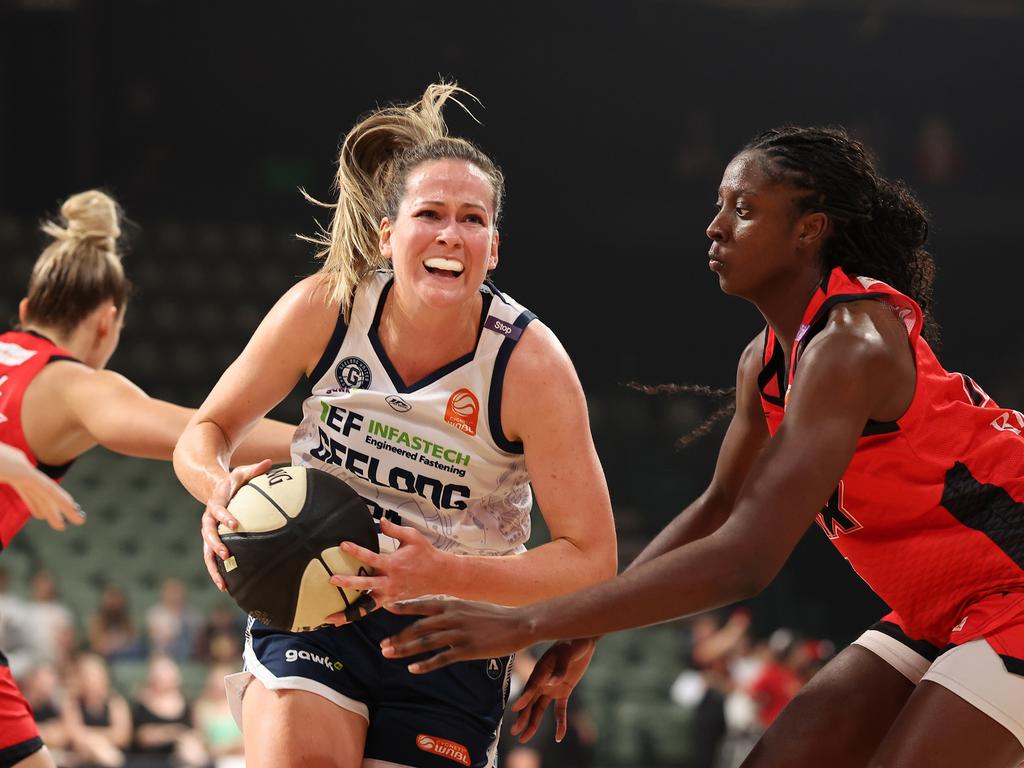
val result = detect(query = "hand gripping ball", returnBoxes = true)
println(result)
[216,466,378,631]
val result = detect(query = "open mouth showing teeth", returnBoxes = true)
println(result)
[424,257,464,278]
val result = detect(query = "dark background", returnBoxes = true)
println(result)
[3,0,1022,646]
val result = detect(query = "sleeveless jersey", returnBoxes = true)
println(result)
[759,267,1024,647]
[0,331,78,550]
[291,272,537,557]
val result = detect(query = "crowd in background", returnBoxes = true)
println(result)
[0,562,832,768]
[0,567,244,768]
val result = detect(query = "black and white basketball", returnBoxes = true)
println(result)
[216,466,378,632]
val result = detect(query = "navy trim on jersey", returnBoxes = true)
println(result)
[0,737,44,768]
[368,279,495,394]
[35,460,72,480]
[870,620,942,662]
[487,310,536,455]
[940,462,1024,570]
[958,373,988,407]
[309,308,349,385]
[862,420,900,437]
[1000,654,1024,678]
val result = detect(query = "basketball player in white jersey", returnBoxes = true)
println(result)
[173,84,618,768]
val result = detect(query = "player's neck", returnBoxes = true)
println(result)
[377,290,483,378]
[21,322,93,363]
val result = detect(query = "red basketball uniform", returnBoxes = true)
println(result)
[0,330,77,550]
[0,329,77,761]
[758,267,1024,650]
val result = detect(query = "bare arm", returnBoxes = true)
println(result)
[437,320,618,603]
[383,302,915,668]
[625,333,770,570]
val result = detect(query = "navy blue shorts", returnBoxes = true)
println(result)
[238,610,511,768]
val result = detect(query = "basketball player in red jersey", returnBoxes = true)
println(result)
[383,127,1024,767]
[0,190,293,768]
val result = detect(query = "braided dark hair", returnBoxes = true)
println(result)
[744,125,938,343]
[646,126,939,448]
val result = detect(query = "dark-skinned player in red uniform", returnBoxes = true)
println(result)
[0,189,293,768]
[379,127,1024,767]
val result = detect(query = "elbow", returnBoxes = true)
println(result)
[731,558,781,602]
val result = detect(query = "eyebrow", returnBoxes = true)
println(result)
[717,188,759,198]
[417,200,488,211]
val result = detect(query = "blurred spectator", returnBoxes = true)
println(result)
[194,604,244,665]
[63,653,132,768]
[0,565,34,677]
[671,609,752,768]
[193,664,245,768]
[146,578,200,661]
[130,654,208,767]
[747,629,823,729]
[24,570,76,671]
[20,662,70,757]
[88,583,144,662]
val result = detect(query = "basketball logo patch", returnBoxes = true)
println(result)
[445,388,479,436]
[415,734,470,766]
[335,357,371,390]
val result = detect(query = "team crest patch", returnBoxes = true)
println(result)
[445,388,479,436]
[415,734,470,766]
[335,357,371,390]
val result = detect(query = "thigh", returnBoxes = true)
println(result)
[1,660,45,768]
[242,678,367,768]
[11,747,56,768]
[868,636,1024,768]
[741,644,916,768]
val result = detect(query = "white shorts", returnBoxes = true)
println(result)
[854,628,1024,747]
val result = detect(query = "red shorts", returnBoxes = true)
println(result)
[0,655,42,767]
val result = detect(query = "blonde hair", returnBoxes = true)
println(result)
[24,190,130,335]
[302,82,505,318]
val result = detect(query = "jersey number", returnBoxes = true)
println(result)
[816,481,864,540]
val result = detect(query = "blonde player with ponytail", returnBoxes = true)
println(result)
[174,84,618,768]
[0,191,293,768]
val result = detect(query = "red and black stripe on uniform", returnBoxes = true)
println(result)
[758,267,1024,651]
[0,330,78,552]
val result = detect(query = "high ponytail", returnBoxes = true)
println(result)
[24,190,130,336]
[302,82,505,319]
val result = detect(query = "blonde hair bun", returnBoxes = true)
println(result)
[42,189,122,250]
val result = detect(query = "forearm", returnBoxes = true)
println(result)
[626,492,729,571]
[522,531,757,642]
[439,537,617,606]
[173,421,234,502]
[231,418,294,466]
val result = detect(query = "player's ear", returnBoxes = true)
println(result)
[17,298,29,325]
[487,230,499,271]
[799,211,830,249]
[379,218,393,262]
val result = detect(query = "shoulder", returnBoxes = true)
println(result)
[272,274,342,326]
[808,299,909,372]
[505,320,576,389]
[738,329,767,378]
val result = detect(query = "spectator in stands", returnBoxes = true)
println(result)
[130,653,208,767]
[194,604,244,665]
[0,564,34,678]
[24,570,76,672]
[145,578,200,662]
[88,582,144,662]
[62,653,132,768]
[20,662,69,758]
[193,664,245,768]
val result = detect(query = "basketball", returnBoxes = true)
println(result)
[215,466,378,632]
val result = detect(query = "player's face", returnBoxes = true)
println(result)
[706,151,811,300]
[380,158,498,311]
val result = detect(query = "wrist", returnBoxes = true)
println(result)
[434,549,467,596]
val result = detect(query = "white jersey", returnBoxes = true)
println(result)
[291,271,537,557]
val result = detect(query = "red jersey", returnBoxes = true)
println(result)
[0,330,78,550]
[759,267,1024,647]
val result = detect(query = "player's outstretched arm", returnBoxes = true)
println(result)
[383,312,911,669]
[0,442,84,531]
